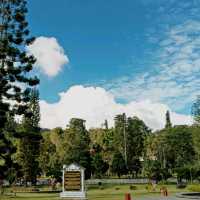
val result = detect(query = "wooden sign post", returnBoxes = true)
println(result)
[60,164,86,199]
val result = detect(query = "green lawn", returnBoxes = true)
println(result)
[0,184,189,200]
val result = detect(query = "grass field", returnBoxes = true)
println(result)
[0,184,190,200]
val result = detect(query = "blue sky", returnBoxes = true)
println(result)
[26,0,200,129]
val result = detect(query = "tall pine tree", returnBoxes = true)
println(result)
[165,110,172,129]
[17,88,41,185]
[0,0,39,180]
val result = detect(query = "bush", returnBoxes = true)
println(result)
[97,182,104,190]
[176,183,187,189]
[129,185,137,190]
[145,184,153,192]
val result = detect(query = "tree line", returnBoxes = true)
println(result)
[3,99,200,186]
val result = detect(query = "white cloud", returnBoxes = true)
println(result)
[104,20,200,111]
[40,85,192,130]
[27,36,69,77]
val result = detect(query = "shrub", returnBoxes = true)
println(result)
[130,185,137,190]
[176,183,187,189]
[145,184,153,192]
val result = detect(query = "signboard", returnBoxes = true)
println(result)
[60,164,86,199]
[64,171,81,191]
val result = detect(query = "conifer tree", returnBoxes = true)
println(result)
[104,119,108,130]
[17,88,41,185]
[165,110,172,129]
[0,0,39,180]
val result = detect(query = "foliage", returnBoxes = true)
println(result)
[126,116,150,176]
[164,125,195,169]
[114,114,150,176]
[113,114,126,160]
[39,131,57,177]
[62,118,91,179]
[191,125,200,162]
[129,185,137,190]
[165,111,172,129]
[111,151,127,177]
[89,127,114,173]
[191,96,200,177]
[49,127,64,161]
[91,152,109,178]
[174,164,200,183]
[143,159,170,181]
[16,89,41,185]
[90,144,109,178]
[89,128,107,149]
[2,113,20,184]
[144,125,196,182]
[2,111,199,182]
[0,0,39,180]
[38,128,63,179]
[101,128,114,169]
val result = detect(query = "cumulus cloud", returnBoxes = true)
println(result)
[40,85,192,130]
[27,36,69,77]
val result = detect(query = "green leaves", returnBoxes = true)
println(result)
[111,151,127,177]
[0,0,39,180]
